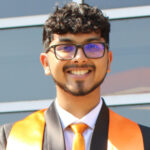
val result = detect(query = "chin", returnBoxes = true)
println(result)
[56,82,100,96]
[52,71,107,96]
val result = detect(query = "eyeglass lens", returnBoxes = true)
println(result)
[55,43,105,59]
[84,43,105,58]
[56,45,76,59]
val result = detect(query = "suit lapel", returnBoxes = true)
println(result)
[44,101,66,150]
[90,99,109,150]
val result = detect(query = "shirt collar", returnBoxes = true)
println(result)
[55,98,103,130]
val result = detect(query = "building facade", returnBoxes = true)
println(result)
[0,0,150,126]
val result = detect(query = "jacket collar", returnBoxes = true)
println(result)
[90,98,109,150]
[44,101,66,150]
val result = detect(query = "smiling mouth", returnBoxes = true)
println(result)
[67,69,92,75]
[64,64,95,76]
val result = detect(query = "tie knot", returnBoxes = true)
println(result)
[70,123,88,134]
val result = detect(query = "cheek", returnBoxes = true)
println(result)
[48,56,65,78]
[50,61,61,75]
[95,59,108,78]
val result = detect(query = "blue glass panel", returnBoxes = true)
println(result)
[0,27,56,102]
[101,17,150,95]
[0,17,150,101]
[0,0,150,18]
[85,0,150,9]
[0,0,71,18]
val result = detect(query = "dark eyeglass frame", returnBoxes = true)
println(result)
[45,42,108,60]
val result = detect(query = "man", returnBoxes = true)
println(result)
[0,2,150,150]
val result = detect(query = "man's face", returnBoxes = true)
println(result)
[41,32,112,96]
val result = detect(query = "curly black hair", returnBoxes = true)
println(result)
[43,2,110,50]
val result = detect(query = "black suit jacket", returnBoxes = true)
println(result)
[0,100,150,150]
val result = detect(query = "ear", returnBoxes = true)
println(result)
[107,51,113,73]
[40,53,51,76]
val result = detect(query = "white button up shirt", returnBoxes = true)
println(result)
[55,99,103,150]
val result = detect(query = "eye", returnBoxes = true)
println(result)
[56,45,75,52]
[85,43,100,51]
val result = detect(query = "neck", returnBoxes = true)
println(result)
[56,86,101,118]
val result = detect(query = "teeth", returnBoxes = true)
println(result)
[70,70,89,75]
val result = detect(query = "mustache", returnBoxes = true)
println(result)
[63,64,96,72]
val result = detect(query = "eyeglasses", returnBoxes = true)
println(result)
[45,42,108,60]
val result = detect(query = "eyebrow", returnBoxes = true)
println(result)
[58,37,101,43]
[58,38,73,42]
[85,37,101,42]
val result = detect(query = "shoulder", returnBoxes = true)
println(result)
[139,124,150,150]
[108,108,150,150]
[0,109,46,150]
[0,123,13,150]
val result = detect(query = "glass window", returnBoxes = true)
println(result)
[0,17,150,102]
[0,27,56,102]
[85,0,150,9]
[101,17,150,95]
[1,0,150,18]
[0,0,71,18]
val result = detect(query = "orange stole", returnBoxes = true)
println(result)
[108,109,144,150]
[6,109,46,150]
[6,108,144,150]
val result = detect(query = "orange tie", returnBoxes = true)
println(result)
[70,123,88,150]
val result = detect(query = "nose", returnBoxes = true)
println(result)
[73,47,88,64]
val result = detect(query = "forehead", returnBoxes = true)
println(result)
[50,32,104,45]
